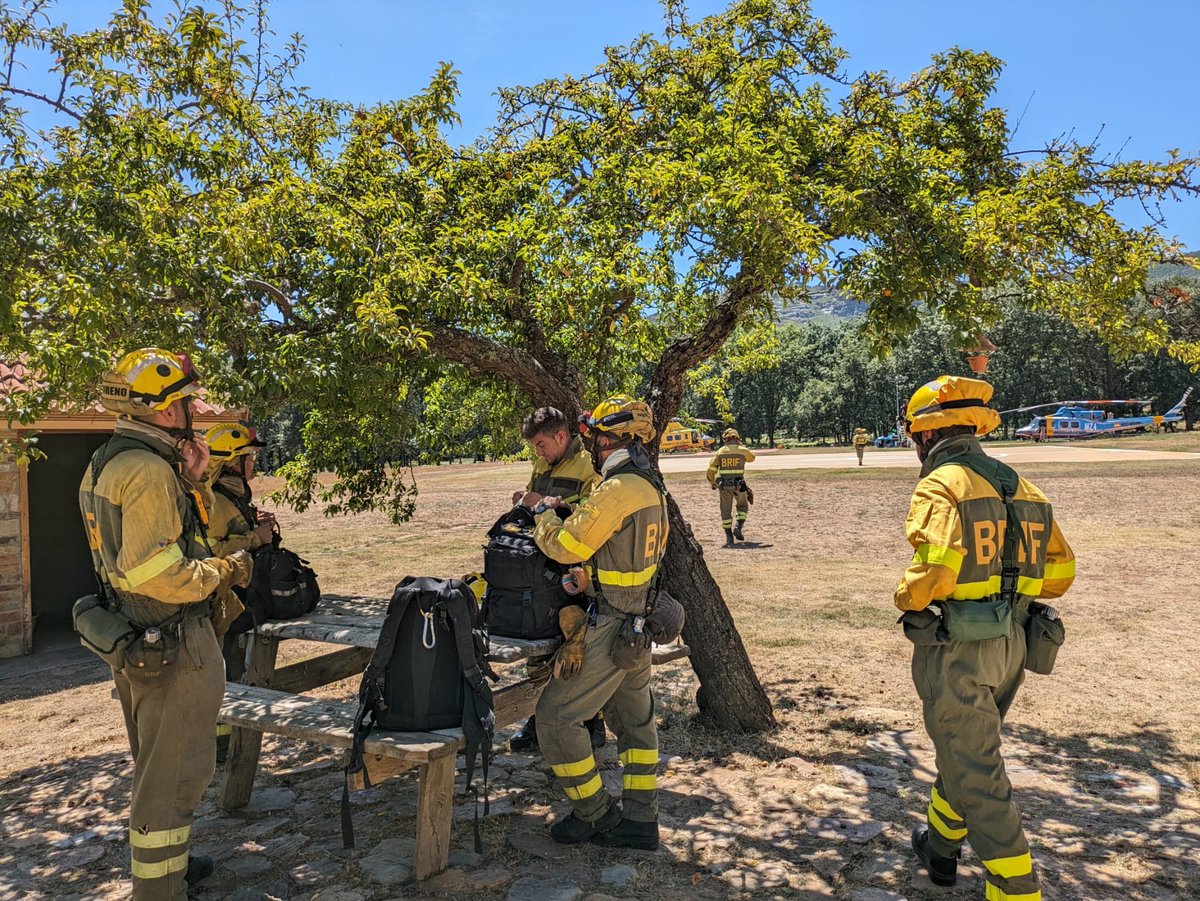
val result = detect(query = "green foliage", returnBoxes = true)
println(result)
[3,0,1199,520]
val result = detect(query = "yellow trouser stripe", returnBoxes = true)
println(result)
[913,543,965,574]
[564,774,603,800]
[985,883,1041,901]
[930,786,961,821]
[620,748,659,766]
[216,723,232,736]
[983,852,1034,879]
[596,564,657,587]
[552,756,597,779]
[129,825,191,849]
[131,850,189,879]
[556,530,595,560]
[623,774,657,791]
[1043,560,1075,580]
[111,544,184,590]
[928,804,968,841]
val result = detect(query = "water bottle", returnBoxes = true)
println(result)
[144,627,161,645]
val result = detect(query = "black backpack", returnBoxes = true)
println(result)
[227,534,321,634]
[481,505,570,639]
[343,577,496,850]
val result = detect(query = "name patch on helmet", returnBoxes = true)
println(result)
[100,377,130,400]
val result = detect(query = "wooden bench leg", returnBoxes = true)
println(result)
[220,635,279,810]
[413,752,455,881]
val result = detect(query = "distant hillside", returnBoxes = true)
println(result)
[774,286,866,324]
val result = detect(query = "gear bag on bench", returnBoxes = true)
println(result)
[343,577,496,851]
[481,505,570,639]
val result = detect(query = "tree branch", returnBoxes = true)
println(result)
[0,83,83,120]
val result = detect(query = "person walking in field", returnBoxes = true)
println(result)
[896,375,1074,901]
[853,427,869,465]
[706,428,755,546]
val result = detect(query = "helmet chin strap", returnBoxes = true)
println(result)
[166,398,195,444]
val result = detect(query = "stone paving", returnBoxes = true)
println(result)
[1,705,1197,900]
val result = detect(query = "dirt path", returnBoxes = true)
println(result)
[1,460,1197,900]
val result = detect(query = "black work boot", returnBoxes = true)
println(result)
[724,529,734,546]
[510,716,539,752]
[592,817,659,850]
[185,853,214,885]
[550,802,621,844]
[586,714,607,750]
[911,827,958,887]
[732,523,745,541]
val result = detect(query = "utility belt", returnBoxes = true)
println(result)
[899,596,1065,674]
[74,591,211,676]
[716,475,747,490]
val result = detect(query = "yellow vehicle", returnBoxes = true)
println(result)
[660,419,716,453]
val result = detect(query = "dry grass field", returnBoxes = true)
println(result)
[1,447,1198,900]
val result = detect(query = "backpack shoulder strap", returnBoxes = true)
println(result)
[933,451,1030,602]
[214,478,257,530]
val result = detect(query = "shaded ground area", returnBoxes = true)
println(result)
[1,456,1197,900]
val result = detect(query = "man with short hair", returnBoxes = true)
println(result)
[896,375,1075,901]
[80,349,253,900]
[508,406,605,751]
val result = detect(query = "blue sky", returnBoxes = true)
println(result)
[27,0,1200,245]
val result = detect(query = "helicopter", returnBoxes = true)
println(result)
[1004,387,1193,440]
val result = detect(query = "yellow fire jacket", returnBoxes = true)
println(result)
[79,419,240,628]
[527,436,599,506]
[853,432,869,448]
[207,470,265,557]
[706,442,756,486]
[534,449,669,615]
[895,436,1075,612]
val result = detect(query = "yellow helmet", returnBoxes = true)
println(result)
[100,348,201,417]
[906,375,1002,437]
[722,428,740,442]
[206,422,266,458]
[579,394,656,444]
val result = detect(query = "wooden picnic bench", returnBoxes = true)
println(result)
[216,594,690,880]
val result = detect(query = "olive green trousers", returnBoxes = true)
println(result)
[536,614,659,823]
[114,617,225,901]
[911,607,1041,901]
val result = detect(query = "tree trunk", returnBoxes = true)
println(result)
[660,493,776,731]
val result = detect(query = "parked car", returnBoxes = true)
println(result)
[874,431,902,448]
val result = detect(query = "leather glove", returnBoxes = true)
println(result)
[553,606,589,679]
[209,586,246,637]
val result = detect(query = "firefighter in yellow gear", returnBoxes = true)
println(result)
[204,422,273,755]
[706,427,755,545]
[532,395,668,850]
[896,375,1075,901]
[853,427,869,465]
[79,349,253,900]
[508,406,605,752]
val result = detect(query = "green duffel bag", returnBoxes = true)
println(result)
[1024,603,1066,675]
[73,594,140,671]
[939,597,1012,642]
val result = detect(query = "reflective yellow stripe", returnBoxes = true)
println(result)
[216,723,232,737]
[131,850,189,879]
[596,564,657,587]
[930,786,961,821]
[985,883,1041,901]
[619,748,659,766]
[129,825,191,849]
[564,774,603,800]
[623,774,658,791]
[1017,576,1043,596]
[983,852,1034,879]
[551,756,596,779]
[1044,561,1075,580]
[952,576,1001,600]
[556,530,595,560]
[913,543,964,575]
[717,470,744,476]
[928,804,968,841]
[114,544,184,590]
